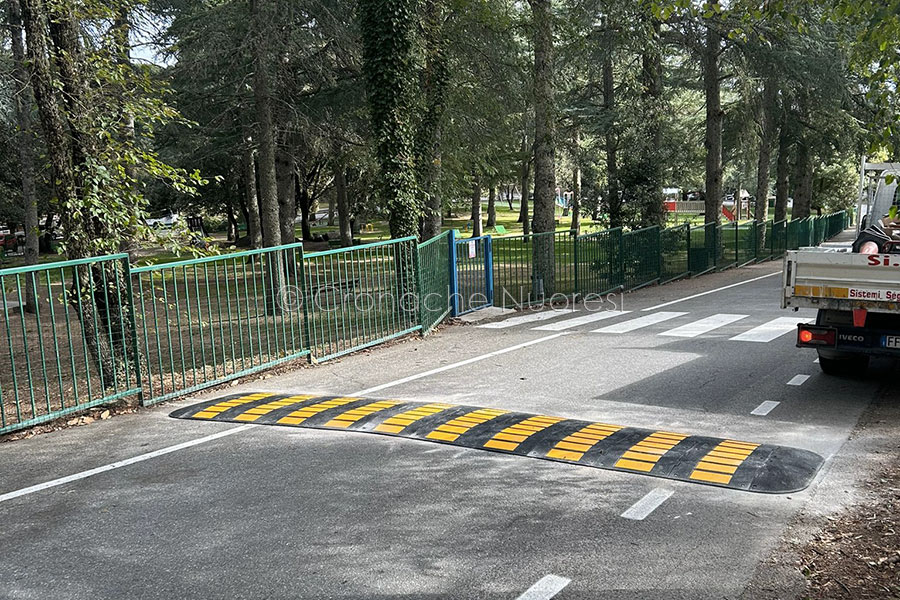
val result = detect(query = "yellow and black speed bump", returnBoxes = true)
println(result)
[170,393,824,494]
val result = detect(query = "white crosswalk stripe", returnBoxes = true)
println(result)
[728,316,807,343]
[477,308,574,329]
[532,310,630,331]
[659,313,748,338]
[592,311,687,334]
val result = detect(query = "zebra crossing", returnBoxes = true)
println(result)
[477,308,811,342]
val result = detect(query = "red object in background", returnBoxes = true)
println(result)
[722,206,735,221]
[852,308,868,328]
[663,201,676,212]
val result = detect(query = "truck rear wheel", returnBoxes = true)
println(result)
[817,352,869,376]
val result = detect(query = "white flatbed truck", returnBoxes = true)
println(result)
[783,249,900,374]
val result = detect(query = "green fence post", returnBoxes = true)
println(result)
[124,256,144,406]
[573,233,579,300]
[656,226,662,282]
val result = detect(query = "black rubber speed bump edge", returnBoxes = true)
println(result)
[170,392,825,494]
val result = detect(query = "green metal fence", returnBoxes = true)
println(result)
[688,223,717,275]
[304,237,420,362]
[0,254,141,433]
[133,243,308,405]
[492,230,576,307]
[417,231,452,333]
[622,226,660,290]
[660,224,690,284]
[576,227,623,298]
[0,210,851,434]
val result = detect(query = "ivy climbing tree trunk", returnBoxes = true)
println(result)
[7,0,39,313]
[334,161,353,247]
[359,0,421,240]
[530,0,556,299]
[571,128,581,234]
[774,118,791,223]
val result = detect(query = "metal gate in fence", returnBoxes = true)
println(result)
[451,233,493,315]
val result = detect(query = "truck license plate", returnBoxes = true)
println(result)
[883,336,900,348]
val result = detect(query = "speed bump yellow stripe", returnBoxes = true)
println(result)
[374,403,455,434]
[483,415,565,451]
[192,393,274,419]
[325,400,403,428]
[276,397,359,425]
[233,395,316,422]
[545,422,623,461]
[690,440,760,484]
[426,408,508,442]
[615,431,687,472]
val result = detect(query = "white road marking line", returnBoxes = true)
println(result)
[0,425,254,504]
[477,309,574,329]
[751,400,780,416]
[641,271,781,311]
[659,313,748,338]
[592,311,687,334]
[814,358,820,363]
[355,332,570,395]
[620,488,674,521]
[787,374,810,386]
[1,333,571,504]
[515,574,571,600]
[532,310,630,331]
[729,316,807,343]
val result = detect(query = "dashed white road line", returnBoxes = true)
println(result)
[477,309,574,329]
[641,271,781,311]
[593,311,687,334]
[751,401,780,416]
[787,374,811,386]
[515,574,571,600]
[621,488,674,520]
[659,313,748,338]
[532,310,629,331]
[729,317,807,343]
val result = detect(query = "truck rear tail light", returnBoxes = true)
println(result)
[797,326,836,347]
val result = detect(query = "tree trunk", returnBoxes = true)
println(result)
[531,0,556,298]
[486,186,497,228]
[792,91,812,220]
[334,162,353,247]
[519,157,531,235]
[603,54,620,228]
[251,0,281,251]
[242,147,262,248]
[296,176,313,241]
[7,0,39,313]
[755,76,777,249]
[703,13,723,225]
[225,198,238,242]
[517,132,530,229]
[639,19,664,227]
[571,128,581,234]
[421,127,443,240]
[471,176,483,237]
[774,105,791,223]
[506,185,514,210]
[276,148,296,244]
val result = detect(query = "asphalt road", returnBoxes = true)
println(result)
[0,262,893,600]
